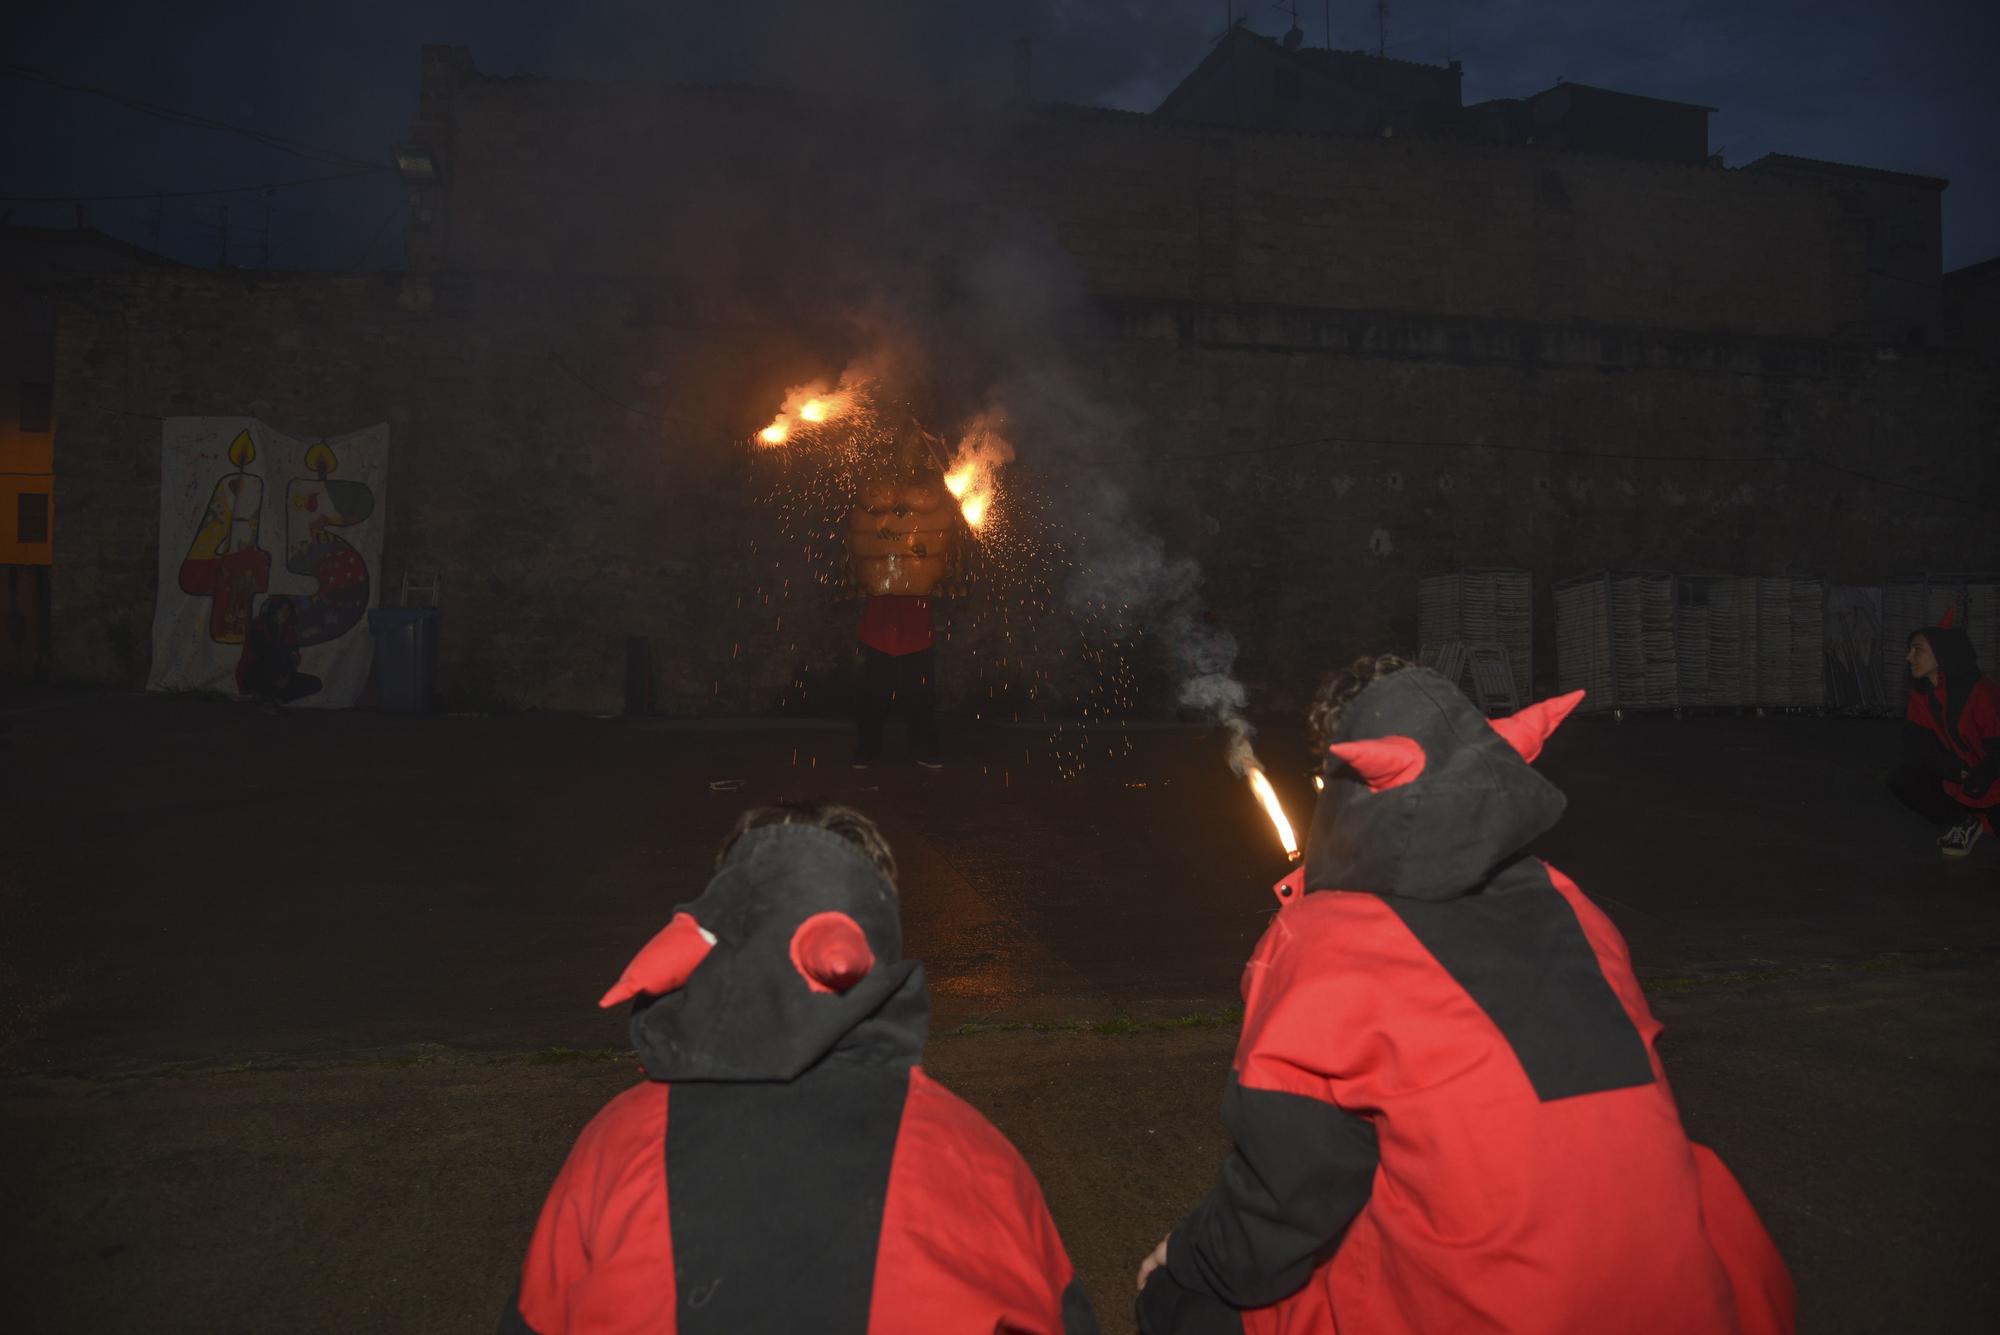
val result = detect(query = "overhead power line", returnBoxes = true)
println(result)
[0,167,387,204]
[0,63,384,171]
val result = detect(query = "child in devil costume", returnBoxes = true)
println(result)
[1136,657,1795,1335]
[502,801,1097,1335]
[1889,608,1998,858]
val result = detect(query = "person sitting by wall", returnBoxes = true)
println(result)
[501,800,1096,1335]
[235,599,321,709]
[1889,609,1998,858]
[1135,654,1794,1335]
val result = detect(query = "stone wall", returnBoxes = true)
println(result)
[407,60,1870,343]
[53,268,1999,715]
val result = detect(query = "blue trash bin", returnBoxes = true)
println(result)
[368,607,441,713]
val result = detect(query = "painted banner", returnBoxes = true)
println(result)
[148,418,387,708]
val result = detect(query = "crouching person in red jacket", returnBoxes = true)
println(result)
[1137,656,1795,1335]
[503,801,1097,1335]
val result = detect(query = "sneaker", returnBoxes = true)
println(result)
[915,758,944,770]
[1940,818,1986,858]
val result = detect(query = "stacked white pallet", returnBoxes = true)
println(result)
[1558,572,1675,710]
[1676,603,1712,705]
[1418,575,1459,654]
[1754,578,1793,707]
[1554,575,1616,710]
[1966,580,2000,677]
[1419,568,1533,705]
[1711,578,1757,706]
[1635,575,1679,708]
[1676,577,1755,707]
[1789,579,1826,708]
[1879,577,1930,709]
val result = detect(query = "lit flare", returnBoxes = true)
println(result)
[944,421,1013,531]
[1244,764,1300,862]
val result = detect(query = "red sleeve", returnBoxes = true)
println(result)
[869,1068,1084,1334]
[1969,680,2000,750]
[509,1081,674,1335]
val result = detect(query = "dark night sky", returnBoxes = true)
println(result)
[4,1,1994,270]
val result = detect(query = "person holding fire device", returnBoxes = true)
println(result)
[849,428,959,770]
[1136,655,1794,1335]
[501,800,1096,1335]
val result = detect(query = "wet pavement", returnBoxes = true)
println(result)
[2,688,1997,1074]
[2,687,1998,1332]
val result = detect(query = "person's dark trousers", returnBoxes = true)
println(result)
[1888,760,1970,827]
[857,647,938,763]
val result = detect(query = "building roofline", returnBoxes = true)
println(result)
[1944,256,2000,281]
[1154,25,1459,116]
[1536,80,1717,114]
[0,223,181,267]
[1743,152,1948,191]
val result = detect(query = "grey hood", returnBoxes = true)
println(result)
[626,824,927,1082]
[1303,668,1569,902]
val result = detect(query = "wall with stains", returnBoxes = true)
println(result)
[405,51,1869,343]
[52,268,1998,714]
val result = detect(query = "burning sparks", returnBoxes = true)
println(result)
[755,383,856,448]
[744,365,1144,782]
[1244,764,1300,862]
[943,417,1014,532]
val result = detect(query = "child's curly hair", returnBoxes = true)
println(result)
[716,800,898,886]
[1307,653,1412,755]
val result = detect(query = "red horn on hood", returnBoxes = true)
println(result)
[1938,604,1958,630]
[598,913,716,1009]
[1488,689,1586,764]
[1326,736,1428,792]
[791,912,875,994]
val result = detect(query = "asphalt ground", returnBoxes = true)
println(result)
[2,688,1996,1331]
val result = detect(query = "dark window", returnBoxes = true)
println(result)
[19,382,53,433]
[17,492,49,545]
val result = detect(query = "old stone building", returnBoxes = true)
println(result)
[3,224,175,682]
[49,41,1998,715]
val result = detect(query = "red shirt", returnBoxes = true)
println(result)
[858,596,934,657]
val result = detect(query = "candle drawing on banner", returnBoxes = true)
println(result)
[149,418,389,709]
[283,441,375,645]
[176,429,270,644]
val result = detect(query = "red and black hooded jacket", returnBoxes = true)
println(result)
[1138,669,1795,1335]
[1904,619,2000,815]
[502,824,1097,1335]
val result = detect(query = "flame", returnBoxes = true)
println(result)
[943,418,1014,532]
[1245,765,1300,861]
[753,382,858,448]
